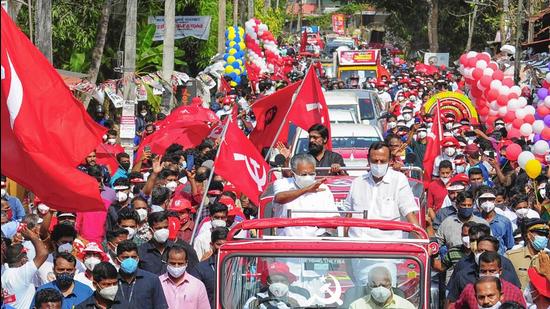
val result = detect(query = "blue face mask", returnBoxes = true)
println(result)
[120,257,138,274]
[532,235,548,251]
[457,207,474,219]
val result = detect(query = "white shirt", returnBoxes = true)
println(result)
[194,230,212,261]
[343,169,419,239]
[74,271,95,290]
[378,91,392,110]
[272,178,339,237]
[1,261,38,309]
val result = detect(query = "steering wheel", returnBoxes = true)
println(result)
[256,297,293,308]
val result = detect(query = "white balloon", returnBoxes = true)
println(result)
[546,72,550,83]
[499,85,510,96]
[520,123,533,137]
[507,98,519,111]
[498,106,508,116]
[490,80,502,90]
[533,140,550,155]
[518,151,535,169]
[467,51,478,58]
[515,108,527,119]
[489,100,500,111]
[533,120,545,134]
[524,105,536,115]
[483,68,494,76]
[544,96,550,108]
[476,60,488,70]
[504,69,514,77]
[510,85,521,96]
[464,68,473,79]
[517,96,528,108]
[489,109,498,116]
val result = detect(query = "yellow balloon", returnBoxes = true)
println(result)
[227,55,236,63]
[525,159,542,179]
[230,81,237,87]
[234,69,241,75]
[239,28,244,36]
[229,48,237,55]
[229,41,236,47]
[224,66,234,74]
[227,27,235,33]
[239,42,246,50]
[228,33,236,41]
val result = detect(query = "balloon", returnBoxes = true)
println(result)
[229,48,237,55]
[472,68,483,80]
[545,115,550,127]
[231,61,240,69]
[234,68,241,75]
[533,140,550,155]
[497,95,508,106]
[227,55,236,63]
[512,118,524,129]
[524,105,536,115]
[524,159,542,178]
[506,143,522,161]
[524,114,535,124]
[224,66,234,74]
[520,123,533,137]
[545,96,550,108]
[507,98,519,111]
[517,97,528,107]
[518,151,536,169]
[230,81,237,87]
[504,111,515,122]
[492,70,504,81]
[476,60,488,70]
[538,88,549,100]
[515,108,526,119]
[480,75,492,88]
[533,120,545,134]
[542,127,550,140]
[228,33,236,40]
[537,105,550,117]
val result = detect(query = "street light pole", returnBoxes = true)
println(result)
[161,0,175,114]
[121,0,137,163]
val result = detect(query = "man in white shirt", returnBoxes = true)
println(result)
[1,225,48,309]
[343,142,420,239]
[273,153,339,237]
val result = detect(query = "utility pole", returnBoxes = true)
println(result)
[513,0,523,84]
[233,0,238,25]
[247,0,254,19]
[34,0,52,62]
[161,0,175,114]
[297,0,303,32]
[502,0,510,44]
[121,0,137,163]
[218,0,226,53]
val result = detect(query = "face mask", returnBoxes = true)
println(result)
[480,201,495,213]
[403,114,412,121]
[125,227,136,239]
[223,105,231,111]
[457,207,474,219]
[474,252,483,265]
[418,131,427,139]
[294,174,316,189]
[211,219,227,228]
[532,235,548,251]
[456,165,466,174]
[370,163,389,178]
[140,111,147,117]
[119,257,138,274]
[495,123,504,130]
[387,122,397,129]
[136,208,148,222]
[58,243,73,253]
[462,236,471,248]
[165,181,178,192]
[153,228,169,243]
[107,138,116,145]
[370,286,392,304]
[98,285,118,301]
[121,162,131,171]
[478,301,501,309]
[180,161,187,170]
[445,147,456,157]
[440,177,450,185]
[55,272,75,289]
[480,273,500,279]
[445,123,454,130]
[84,256,101,271]
[269,282,289,298]
[167,264,187,278]
[515,208,529,218]
[116,191,128,202]
[37,203,50,214]
[1,188,5,197]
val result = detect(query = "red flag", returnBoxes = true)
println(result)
[157,104,218,129]
[95,143,124,176]
[249,82,300,152]
[288,67,332,149]
[0,9,105,212]
[299,30,308,53]
[214,120,270,205]
[422,99,443,184]
[219,77,232,94]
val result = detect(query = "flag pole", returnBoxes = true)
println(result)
[264,66,312,161]
[436,98,442,156]
[190,117,232,245]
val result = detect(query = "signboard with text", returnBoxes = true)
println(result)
[148,16,211,41]
[332,14,345,35]
[338,50,379,66]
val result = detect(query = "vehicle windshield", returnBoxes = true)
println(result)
[295,136,381,153]
[340,70,377,85]
[221,255,423,309]
[327,105,359,120]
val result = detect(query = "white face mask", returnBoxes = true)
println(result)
[515,208,529,218]
[370,163,389,178]
[456,165,466,174]
[462,236,470,248]
[403,114,412,121]
[107,138,116,145]
[167,264,187,278]
[125,227,136,239]
[153,228,169,243]
[440,177,450,184]
[294,174,316,189]
[58,243,73,253]
[140,111,147,117]
[0,188,5,197]
[445,147,456,157]
[418,131,427,139]
[165,181,178,192]
[98,285,118,301]
[211,219,227,228]
[37,203,50,214]
[269,282,289,298]
[84,256,102,271]
[223,105,231,111]
[387,121,397,129]
[370,286,392,304]
[478,301,501,309]
[480,201,495,213]
[479,273,500,279]
[136,208,148,222]
[474,252,483,265]
[116,191,128,203]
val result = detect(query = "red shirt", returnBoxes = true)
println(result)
[426,179,448,212]
[454,279,526,309]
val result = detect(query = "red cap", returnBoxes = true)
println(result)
[441,137,459,148]
[465,143,480,155]
[260,262,297,284]
[219,196,244,217]
[449,173,469,184]
[170,198,196,213]
[528,267,550,298]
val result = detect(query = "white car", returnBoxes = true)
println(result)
[325,89,385,132]
[290,123,384,176]
[324,91,362,123]
[329,109,359,124]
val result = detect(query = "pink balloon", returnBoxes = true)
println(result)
[502,78,514,87]
[524,114,535,124]
[512,118,523,129]
[472,68,483,80]
[492,70,504,81]
[506,143,522,161]
[508,128,522,139]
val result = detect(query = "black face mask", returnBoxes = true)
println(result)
[243,207,258,218]
[120,162,131,171]
[195,173,208,182]
[308,142,324,156]
[55,272,75,290]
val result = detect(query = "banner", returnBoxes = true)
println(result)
[332,14,345,35]
[148,16,211,41]
[424,52,449,67]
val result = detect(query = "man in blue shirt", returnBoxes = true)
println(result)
[110,153,131,187]
[1,177,25,222]
[34,252,93,309]
[476,188,514,254]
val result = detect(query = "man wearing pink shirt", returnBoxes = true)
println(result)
[159,244,210,309]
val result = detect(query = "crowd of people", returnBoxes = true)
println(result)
[1,41,550,309]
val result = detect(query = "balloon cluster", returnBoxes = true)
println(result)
[223,26,247,87]
[244,18,284,82]
[459,51,550,178]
